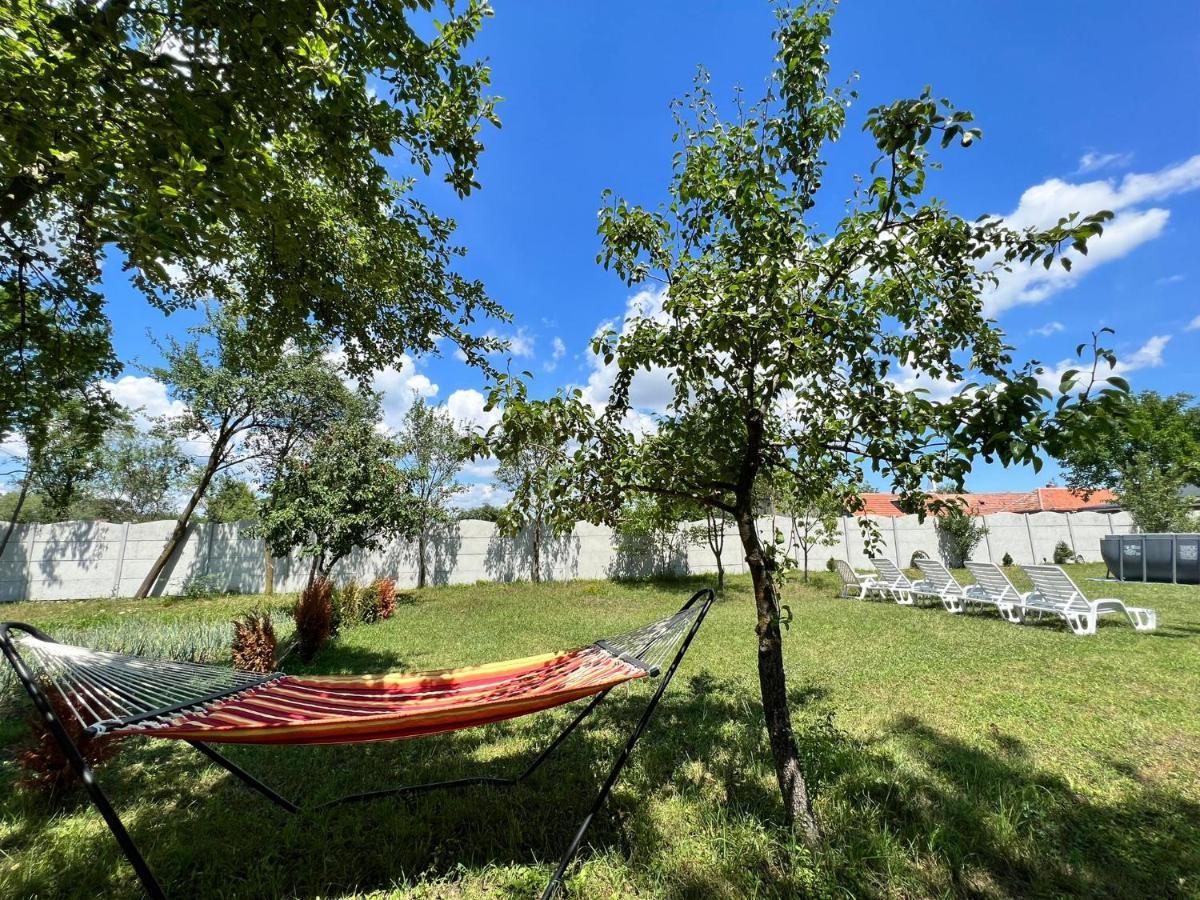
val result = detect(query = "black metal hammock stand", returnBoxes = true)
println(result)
[1,588,715,899]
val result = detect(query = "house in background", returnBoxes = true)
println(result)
[854,487,1119,517]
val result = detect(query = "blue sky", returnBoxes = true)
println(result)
[100,1,1200,503]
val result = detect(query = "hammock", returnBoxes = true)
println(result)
[1,588,714,900]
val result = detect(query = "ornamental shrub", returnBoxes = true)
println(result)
[294,578,333,662]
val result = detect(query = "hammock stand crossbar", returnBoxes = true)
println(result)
[0,588,715,900]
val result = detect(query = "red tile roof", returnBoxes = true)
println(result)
[854,487,1118,517]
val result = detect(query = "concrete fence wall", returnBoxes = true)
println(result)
[0,510,1133,603]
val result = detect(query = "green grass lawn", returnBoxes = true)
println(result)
[1,564,1197,898]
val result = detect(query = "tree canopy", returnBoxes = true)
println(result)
[489,1,1125,841]
[258,398,415,583]
[1,0,506,444]
[394,397,468,587]
[1058,390,1200,531]
[133,309,365,597]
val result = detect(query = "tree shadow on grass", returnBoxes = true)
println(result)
[823,713,1200,898]
[2,672,1198,898]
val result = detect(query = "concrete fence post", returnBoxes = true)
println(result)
[201,523,216,579]
[111,522,131,597]
[981,514,994,563]
[1024,513,1037,563]
[1065,512,1077,555]
[891,516,901,566]
[22,524,37,602]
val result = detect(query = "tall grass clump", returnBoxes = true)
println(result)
[15,689,119,800]
[375,577,397,619]
[358,581,381,624]
[293,578,334,662]
[231,611,277,673]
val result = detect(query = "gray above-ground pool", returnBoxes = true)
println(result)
[1101,533,1200,584]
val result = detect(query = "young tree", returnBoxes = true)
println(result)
[774,480,841,582]
[204,477,259,524]
[259,403,416,585]
[494,430,574,583]
[1,1,505,400]
[1114,454,1198,533]
[0,391,118,555]
[935,505,988,567]
[134,311,355,597]
[88,423,192,523]
[491,4,1122,841]
[394,398,469,588]
[687,507,734,592]
[1058,390,1200,531]
[614,495,689,577]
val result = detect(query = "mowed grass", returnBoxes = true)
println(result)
[0,564,1197,898]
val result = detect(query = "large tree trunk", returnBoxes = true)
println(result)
[736,506,821,847]
[0,475,31,559]
[134,438,225,598]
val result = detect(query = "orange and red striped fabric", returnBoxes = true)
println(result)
[119,646,646,745]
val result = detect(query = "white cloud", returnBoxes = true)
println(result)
[984,155,1200,315]
[1037,334,1170,392]
[1156,273,1186,286]
[544,336,567,373]
[1030,321,1065,337]
[445,388,501,432]
[325,349,439,431]
[450,480,510,510]
[462,456,499,480]
[1186,314,1200,332]
[1076,150,1133,174]
[103,375,188,424]
[485,327,535,359]
[887,365,961,403]
[581,286,676,428]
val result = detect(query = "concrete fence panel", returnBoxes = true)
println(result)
[0,511,1136,602]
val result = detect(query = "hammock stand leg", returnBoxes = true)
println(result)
[0,625,166,900]
[542,586,715,900]
[314,686,614,809]
[186,741,299,812]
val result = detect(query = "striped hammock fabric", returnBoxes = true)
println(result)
[119,647,647,745]
[12,603,702,747]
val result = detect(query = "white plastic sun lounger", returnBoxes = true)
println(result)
[963,561,1026,619]
[833,559,885,600]
[869,557,934,605]
[1018,565,1157,635]
[914,558,971,613]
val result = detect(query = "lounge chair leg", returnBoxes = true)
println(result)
[541,590,715,899]
[188,741,300,812]
[1066,612,1094,636]
[999,603,1023,625]
[0,629,166,900]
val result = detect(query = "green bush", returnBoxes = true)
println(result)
[359,581,380,624]
[935,507,988,568]
[1002,551,1014,566]
[331,580,362,633]
[1053,541,1080,565]
[181,573,224,600]
[825,557,837,572]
